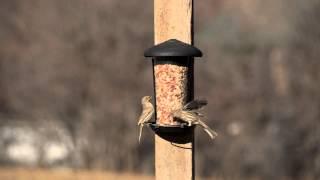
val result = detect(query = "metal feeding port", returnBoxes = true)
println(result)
[144,39,203,135]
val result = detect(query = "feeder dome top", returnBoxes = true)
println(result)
[144,39,202,57]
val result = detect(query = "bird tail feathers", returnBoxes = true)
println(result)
[138,125,143,143]
[198,119,218,139]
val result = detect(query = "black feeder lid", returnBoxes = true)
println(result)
[144,39,202,57]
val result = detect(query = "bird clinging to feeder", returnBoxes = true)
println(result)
[171,99,218,139]
[137,96,154,142]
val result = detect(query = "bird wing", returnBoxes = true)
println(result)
[183,99,207,110]
[189,110,205,117]
[138,103,154,124]
[174,110,198,122]
[138,109,153,125]
[138,107,154,143]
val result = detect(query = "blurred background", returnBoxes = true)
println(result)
[0,0,319,179]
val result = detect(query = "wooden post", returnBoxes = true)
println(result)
[154,0,194,179]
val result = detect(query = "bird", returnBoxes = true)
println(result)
[137,96,154,142]
[171,99,218,139]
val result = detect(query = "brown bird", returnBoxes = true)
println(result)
[172,100,218,139]
[137,96,154,142]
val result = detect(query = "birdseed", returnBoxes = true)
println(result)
[154,63,189,125]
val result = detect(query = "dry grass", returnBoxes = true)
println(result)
[0,168,310,180]
[0,168,154,180]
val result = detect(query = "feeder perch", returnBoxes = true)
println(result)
[144,39,202,135]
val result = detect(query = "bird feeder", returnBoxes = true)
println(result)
[144,39,202,135]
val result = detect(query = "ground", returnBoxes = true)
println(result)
[0,168,153,180]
